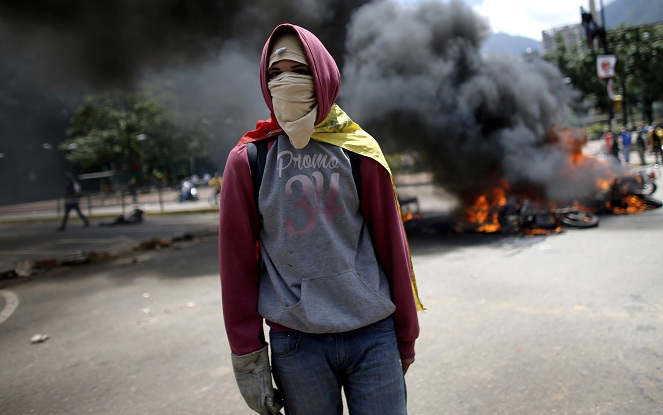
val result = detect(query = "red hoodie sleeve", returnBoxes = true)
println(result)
[359,156,420,360]
[219,144,266,356]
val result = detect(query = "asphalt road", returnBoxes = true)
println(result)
[1,189,663,414]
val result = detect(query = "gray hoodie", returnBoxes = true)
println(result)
[257,137,396,333]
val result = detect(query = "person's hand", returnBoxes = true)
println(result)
[402,357,415,375]
[231,346,284,415]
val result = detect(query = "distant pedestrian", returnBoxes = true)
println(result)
[650,123,663,165]
[207,172,223,204]
[634,127,647,166]
[603,130,619,163]
[619,126,632,164]
[58,174,90,231]
[128,177,138,203]
[603,129,612,154]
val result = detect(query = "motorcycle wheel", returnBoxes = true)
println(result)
[556,210,599,229]
[642,181,657,196]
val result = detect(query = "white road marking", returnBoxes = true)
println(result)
[0,290,19,325]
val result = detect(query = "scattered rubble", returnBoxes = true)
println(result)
[1,229,215,283]
[60,254,91,266]
[135,237,172,251]
[30,333,50,344]
[172,233,194,242]
[0,269,18,280]
[14,259,58,277]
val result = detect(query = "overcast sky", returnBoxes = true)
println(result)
[400,0,615,40]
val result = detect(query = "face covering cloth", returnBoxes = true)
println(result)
[268,73,318,149]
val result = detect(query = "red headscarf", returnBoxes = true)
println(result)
[238,23,341,145]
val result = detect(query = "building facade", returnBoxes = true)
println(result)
[542,24,586,56]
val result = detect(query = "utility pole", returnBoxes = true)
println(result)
[582,0,615,133]
[598,0,616,132]
[599,0,607,37]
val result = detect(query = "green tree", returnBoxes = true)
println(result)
[545,23,663,124]
[61,91,211,184]
[547,37,608,112]
[608,24,663,122]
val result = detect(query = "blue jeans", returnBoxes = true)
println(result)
[269,316,407,415]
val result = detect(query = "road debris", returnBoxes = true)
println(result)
[172,233,194,242]
[60,254,91,266]
[15,259,56,277]
[30,333,50,344]
[2,228,212,283]
[136,237,172,251]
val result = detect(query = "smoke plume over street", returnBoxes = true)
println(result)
[0,0,582,206]
[342,1,584,204]
[0,0,371,203]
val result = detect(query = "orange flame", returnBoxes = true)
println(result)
[608,195,652,214]
[455,126,659,233]
[524,226,563,236]
[461,183,508,233]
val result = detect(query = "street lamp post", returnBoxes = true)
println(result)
[582,1,615,134]
[597,0,617,133]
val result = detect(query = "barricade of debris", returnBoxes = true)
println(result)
[0,227,218,285]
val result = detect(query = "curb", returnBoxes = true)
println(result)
[0,206,220,225]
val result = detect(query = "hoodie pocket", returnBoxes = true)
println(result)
[279,269,396,333]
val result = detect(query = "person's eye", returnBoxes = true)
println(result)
[295,68,311,76]
[268,71,281,79]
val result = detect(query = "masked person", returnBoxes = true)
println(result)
[219,23,422,415]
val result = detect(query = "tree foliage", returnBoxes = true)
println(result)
[544,23,663,123]
[609,24,663,121]
[61,91,211,182]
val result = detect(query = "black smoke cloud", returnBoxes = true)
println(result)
[0,0,371,205]
[0,0,592,207]
[341,0,590,205]
[0,0,368,89]
[1,0,235,89]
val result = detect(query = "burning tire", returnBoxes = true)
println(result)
[641,181,657,196]
[553,209,598,229]
[634,168,658,196]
